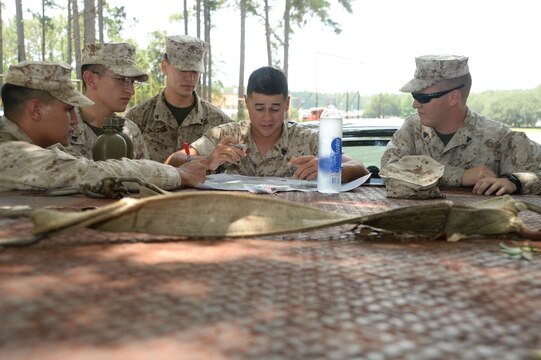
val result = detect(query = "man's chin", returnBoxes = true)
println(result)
[418,113,431,125]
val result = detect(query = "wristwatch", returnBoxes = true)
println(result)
[502,173,522,194]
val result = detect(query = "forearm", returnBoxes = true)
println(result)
[0,147,182,191]
[165,148,209,167]
[165,152,193,167]
[513,172,541,194]
[341,158,369,183]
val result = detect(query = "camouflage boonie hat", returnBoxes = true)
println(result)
[81,43,148,82]
[166,35,208,73]
[380,155,445,199]
[6,61,94,107]
[400,55,469,93]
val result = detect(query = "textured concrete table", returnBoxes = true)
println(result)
[1,187,540,360]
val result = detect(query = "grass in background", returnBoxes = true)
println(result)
[344,146,386,168]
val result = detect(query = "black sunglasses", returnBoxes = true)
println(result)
[412,84,464,104]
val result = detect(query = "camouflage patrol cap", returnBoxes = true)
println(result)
[380,155,445,199]
[6,61,94,107]
[400,55,469,93]
[166,35,208,73]
[81,43,149,81]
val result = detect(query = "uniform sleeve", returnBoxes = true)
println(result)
[0,142,182,192]
[190,123,238,156]
[125,104,146,132]
[190,136,217,156]
[380,118,465,187]
[124,119,150,160]
[381,118,418,168]
[499,131,541,194]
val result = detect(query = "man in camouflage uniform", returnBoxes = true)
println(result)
[125,35,231,163]
[165,66,368,182]
[381,54,541,195]
[0,61,207,192]
[69,43,149,159]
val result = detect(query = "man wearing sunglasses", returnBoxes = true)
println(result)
[69,43,150,159]
[381,54,541,195]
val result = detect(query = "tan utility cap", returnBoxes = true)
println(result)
[166,35,208,72]
[81,43,148,81]
[380,155,445,199]
[400,55,469,93]
[6,61,94,107]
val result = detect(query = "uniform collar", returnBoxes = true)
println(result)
[159,90,204,126]
[421,108,474,149]
[0,116,34,143]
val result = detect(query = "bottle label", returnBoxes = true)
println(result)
[330,138,342,173]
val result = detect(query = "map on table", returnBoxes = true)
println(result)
[196,173,371,193]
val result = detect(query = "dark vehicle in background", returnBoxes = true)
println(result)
[298,117,401,168]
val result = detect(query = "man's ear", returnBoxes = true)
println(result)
[28,99,43,122]
[82,69,98,91]
[160,59,168,74]
[449,89,462,107]
[285,95,291,112]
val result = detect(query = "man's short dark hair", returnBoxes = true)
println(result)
[1,83,55,119]
[246,66,288,99]
[80,64,107,92]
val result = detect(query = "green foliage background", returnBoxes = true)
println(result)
[1,3,540,127]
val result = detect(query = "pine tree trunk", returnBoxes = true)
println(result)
[72,0,82,79]
[183,0,188,35]
[203,0,210,101]
[237,0,246,120]
[84,0,96,45]
[67,0,72,65]
[196,0,201,38]
[195,0,202,96]
[264,0,272,66]
[283,0,291,78]
[98,0,103,42]
[205,3,212,102]
[15,0,26,62]
[41,0,46,61]
[0,0,3,87]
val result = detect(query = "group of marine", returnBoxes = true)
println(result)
[0,35,539,196]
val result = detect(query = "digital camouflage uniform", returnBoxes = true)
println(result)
[125,35,231,163]
[379,155,445,199]
[69,107,149,159]
[0,117,181,192]
[126,90,230,163]
[0,61,182,192]
[69,43,150,159]
[381,109,541,194]
[383,54,541,195]
[190,120,319,177]
[80,43,149,81]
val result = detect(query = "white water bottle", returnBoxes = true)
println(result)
[317,104,343,193]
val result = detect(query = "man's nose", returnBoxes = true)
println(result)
[69,109,78,124]
[125,84,135,95]
[263,109,274,120]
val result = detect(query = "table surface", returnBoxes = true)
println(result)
[1,186,540,360]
